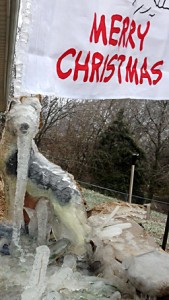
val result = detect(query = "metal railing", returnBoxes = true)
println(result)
[78,179,169,207]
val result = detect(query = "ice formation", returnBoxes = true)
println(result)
[21,245,50,300]
[10,98,41,248]
[1,195,169,299]
[36,199,50,245]
[0,96,90,256]
[25,198,52,245]
[124,250,169,297]
[14,0,32,97]
[26,140,89,255]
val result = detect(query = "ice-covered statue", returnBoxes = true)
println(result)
[0,97,90,256]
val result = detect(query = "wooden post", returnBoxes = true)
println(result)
[128,153,139,204]
[144,203,151,220]
[128,165,135,204]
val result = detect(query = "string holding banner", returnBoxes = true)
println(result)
[19,0,169,100]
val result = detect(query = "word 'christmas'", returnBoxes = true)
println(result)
[56,13,164,85]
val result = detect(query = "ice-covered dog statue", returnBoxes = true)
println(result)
[0,97,89,256]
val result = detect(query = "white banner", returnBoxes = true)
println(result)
[21,0,169,100]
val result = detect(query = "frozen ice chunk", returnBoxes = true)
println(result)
[49,238,71,263]
[36,198,49,245]
[62,254,77,270]
[101,206,120,228]
[21,245,50,300]
[110,291,121,300]
[47,267,73,291]
[124,250,169,297]
[99,223,131,240]
[42,291,64,300]
[24,199,52,244]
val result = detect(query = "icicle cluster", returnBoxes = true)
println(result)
[14,0,32,97]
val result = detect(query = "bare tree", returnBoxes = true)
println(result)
[36,97,169,199]
[35,96,77,145]
[130,100,169,198]
[38,99,122,179]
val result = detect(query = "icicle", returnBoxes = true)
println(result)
[12,134,34,248]
[21,245,50,300]
[36,198,50,245]
[14,0,32,97]
[11,99,41,250]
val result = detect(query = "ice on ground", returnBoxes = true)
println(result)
[42,291,64,300]
[0,205,163,300]
[99,223,132,240]
[124,250,169,297]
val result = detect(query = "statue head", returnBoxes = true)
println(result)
[5,96,41,139]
